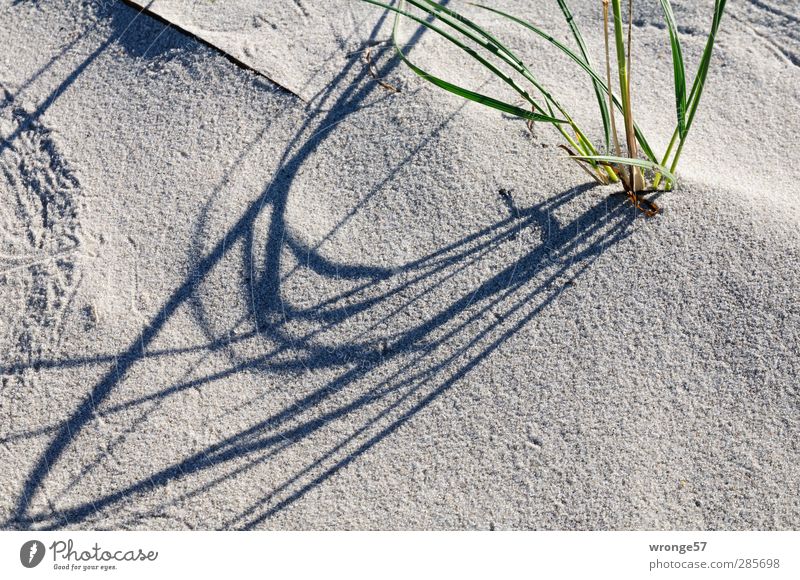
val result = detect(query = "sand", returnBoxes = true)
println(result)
[0,0,798,530]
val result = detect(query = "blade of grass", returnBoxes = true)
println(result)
[610,0,631,185]
[400,1,548,114]
[359,0,566,123]
[610,0,643,190]
[658,0,687,139]
[412,0,591,151]
[386,0,607,177]
[415,0,525,68]
[602,0,626,188]
[668,0,727,174]
[409,0,585,151]
[555,0,611,152]
[602,1,621,159]
[470,2,659,165]
[570,154,677,184]
[557,145,611,183]
[654,0,727,188]
[625,0,644,190]
[397,2,586,135]
[400,57,566,124]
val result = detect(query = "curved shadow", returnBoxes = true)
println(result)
[4,2,645,530]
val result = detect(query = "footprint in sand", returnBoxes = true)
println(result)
[0,84,82,381]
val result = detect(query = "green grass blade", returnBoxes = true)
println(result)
[385,1,601,164]
[657,0,687,138]
[409,1,607,160]
[685,0,727,115]
[401,56,566,124]
[415,0,524,67]
[395,0,579,123]
[470,2,658,164]
[610,1,630,143]
[668,0,727,173]
[396,1,543,108]
[555,0,611,152]
[408,1,556,116]
[571,154,677,184]
[382,1,609,169]
[357,0,566,124]
[407,0,596,144]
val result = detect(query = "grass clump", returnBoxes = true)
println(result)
[358,0,728,215]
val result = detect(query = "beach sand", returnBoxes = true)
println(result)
[0,0,798,529]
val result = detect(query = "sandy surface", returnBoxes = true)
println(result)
[0,0,798,530]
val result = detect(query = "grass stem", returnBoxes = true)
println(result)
[357,0,727,205]
[603,1,623,180]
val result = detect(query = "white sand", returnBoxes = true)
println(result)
[0,0,798,530]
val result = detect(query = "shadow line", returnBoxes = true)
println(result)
[3,1,643,530]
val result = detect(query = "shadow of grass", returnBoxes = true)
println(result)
[3,1,643,530]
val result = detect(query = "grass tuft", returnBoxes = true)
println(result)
[358,0,727,213]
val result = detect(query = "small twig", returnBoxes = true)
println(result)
[363,46,400,93]
[345,39,391,57]
[526,105,536,136]
[512,100,536,136]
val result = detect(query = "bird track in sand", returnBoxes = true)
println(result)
[0,84,83,410]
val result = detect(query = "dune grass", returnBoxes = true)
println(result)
[358,0,727,214]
